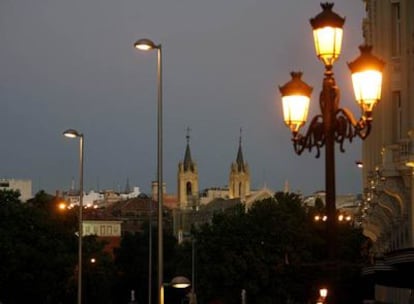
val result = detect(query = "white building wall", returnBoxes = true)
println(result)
[0,178,32,202]
[120,186,140,199]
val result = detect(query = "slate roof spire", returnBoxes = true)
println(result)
[236,128,246,172]
[183,127,195,172]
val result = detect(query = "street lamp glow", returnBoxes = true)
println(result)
[279,72,313,135]
[320,287,328,298]
[160,276,191,304]
[134,38,159,51]
[310,3,344,67]
[318,287,328,303]
[356,160,363,168]
[170,276,191,289]
[348,45,385,119]
[63,128,82,138]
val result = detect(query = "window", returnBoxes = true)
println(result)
[392,91,402,140]
[391,2,401,57]
[186,182,192,196]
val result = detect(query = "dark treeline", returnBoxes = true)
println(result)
[0,190,370,304]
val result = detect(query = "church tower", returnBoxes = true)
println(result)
[229,130,250,199]
[177,128,199,209]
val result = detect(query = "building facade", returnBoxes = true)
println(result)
[174,131,268,240]
[82,220,122,237]
[0,178,32,202]
[176,131,251,209]
[359,0,414,302]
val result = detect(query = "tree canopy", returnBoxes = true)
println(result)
[0,189,369,303]
[0,190,114,303]
[188,192,368,304]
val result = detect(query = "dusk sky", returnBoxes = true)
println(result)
[1,0,367,196]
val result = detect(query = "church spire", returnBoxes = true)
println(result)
[236,128,246,172]
[183,127,194,172]
[229,127,250,199]
[178,126,199,209]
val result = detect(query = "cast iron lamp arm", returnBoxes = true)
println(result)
[292,109,372,157]
[336,108,372,140]
[292,72,372,157]
[293,115,325,157]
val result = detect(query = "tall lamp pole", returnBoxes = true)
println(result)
[134,38,164,304]
[278,3,384,301]
[190,239,197,304]
[63,128,84,304]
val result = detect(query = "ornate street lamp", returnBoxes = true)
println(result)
[133,38,164,304]
[279,3,384,302]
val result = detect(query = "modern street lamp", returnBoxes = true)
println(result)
[63,128,84,304]
[279,3,384,301]
[133,38,164,304]
[169,276,191,289]
[161,276,191,303]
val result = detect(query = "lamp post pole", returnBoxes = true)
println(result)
[156,45,164,304]
[63,129,84,304]
[322,68,339,260]
[134,38,164,304]
[279,3,384,302]
[190,238,197,304]
[148,199,153,304]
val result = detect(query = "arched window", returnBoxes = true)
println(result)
[186,182,192,196]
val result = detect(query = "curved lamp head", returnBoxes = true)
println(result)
[134,38,160,51]
[63,129,82,138]
[348,45,385,120]
[310,3,345,67]
[170,276,191,289]
[279,72,313,136]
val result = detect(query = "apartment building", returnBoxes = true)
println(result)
[359,1,414,302]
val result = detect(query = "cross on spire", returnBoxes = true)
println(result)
[186,126,191,144]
